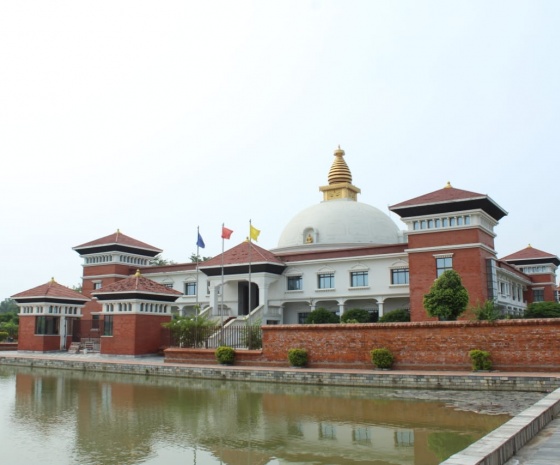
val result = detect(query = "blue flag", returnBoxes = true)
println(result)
[196,232,205,249]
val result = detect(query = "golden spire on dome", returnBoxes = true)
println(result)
[328,145,352,184]
[319,146,361,201]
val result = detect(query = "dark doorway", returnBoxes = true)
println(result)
[238,282,259,315]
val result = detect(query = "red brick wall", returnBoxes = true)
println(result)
[527,274,558,303]
[409,247,494,321]
[407,228,497,321]
[407,228,495,250]
[259,320,560,371]
[101,314,172,356]
[17,316,68,352]
[81,263,132,297]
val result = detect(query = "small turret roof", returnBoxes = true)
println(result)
[501,245,560,266]
[73,230,162,257]
[12,278,89,303]
[92,270,182,297]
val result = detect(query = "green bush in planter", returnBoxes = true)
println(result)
[370,348,394,369]
[288,348,308,367]
[0,331,9,342]
[215,346,235,365]
[469,349,492,371]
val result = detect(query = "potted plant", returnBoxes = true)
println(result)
[370,348,394,370]
[288,348,308,368]
[215,346,235,365]
[469,349,492,371]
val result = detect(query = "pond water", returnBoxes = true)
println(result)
[0,366,534,465]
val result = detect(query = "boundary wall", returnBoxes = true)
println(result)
[260,319,560,371]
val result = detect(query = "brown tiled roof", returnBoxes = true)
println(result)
[390,185,487,209]
[501,246,559,262]
[389,184,507,221]
[12,279,89,302]
[201,241,285,268]
[92,273,182,296]
[73,230,162,254]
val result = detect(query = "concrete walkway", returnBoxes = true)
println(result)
[1,350,560,465]
[504,417,560,465]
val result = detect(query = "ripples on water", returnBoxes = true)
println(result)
[0,366,543,465]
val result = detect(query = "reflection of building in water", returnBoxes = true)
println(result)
[11,370,509,465]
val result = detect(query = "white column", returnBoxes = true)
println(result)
[338,301,345,318]
[59,315,67,350]
[377,299,385,318]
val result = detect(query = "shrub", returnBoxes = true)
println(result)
[472,300,503,321]
[215,346,235,365]
[0,331,8,342]
[370,348,394,369]
[243,321,263,350]
[341,308,371,323]
[379,308,410,323]
[162,313,215,348]
[305,307,340,324]
[423,270,469,321]
[469,349,492,371]
[288,348,308,367]
[524,301,560,319]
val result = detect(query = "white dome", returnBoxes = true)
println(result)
[277,199,401,249]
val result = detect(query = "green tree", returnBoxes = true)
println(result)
[423,270,469,321]
[305,307,340,324]
[524,301,560,319]
[0,298,18,314]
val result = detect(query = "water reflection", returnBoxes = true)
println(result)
[0,366,512,465]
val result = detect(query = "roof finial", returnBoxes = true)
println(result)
[328,146,351,184]
[50,277,56,283]
[528,243,532,248]
[135,269,141,277]
[445,181,452,188]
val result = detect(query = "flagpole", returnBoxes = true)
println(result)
[195,226,200,320]
[248,219,252,320]
[220,223,225,333]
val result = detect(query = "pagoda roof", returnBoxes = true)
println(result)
[501,245,560,266]
[73,230,162,257]
[389,184,508,221]
[12,279,89,304]
[92,272,182,298]
[199,241,286,277]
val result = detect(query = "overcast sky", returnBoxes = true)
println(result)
[1,1,559,300]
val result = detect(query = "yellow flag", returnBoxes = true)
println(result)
[250,224,261,242]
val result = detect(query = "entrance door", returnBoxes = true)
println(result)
[238,282,259,316]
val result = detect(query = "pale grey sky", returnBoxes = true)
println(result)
[1,1,559,299]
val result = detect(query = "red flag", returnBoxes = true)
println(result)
[221,226,233,239]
